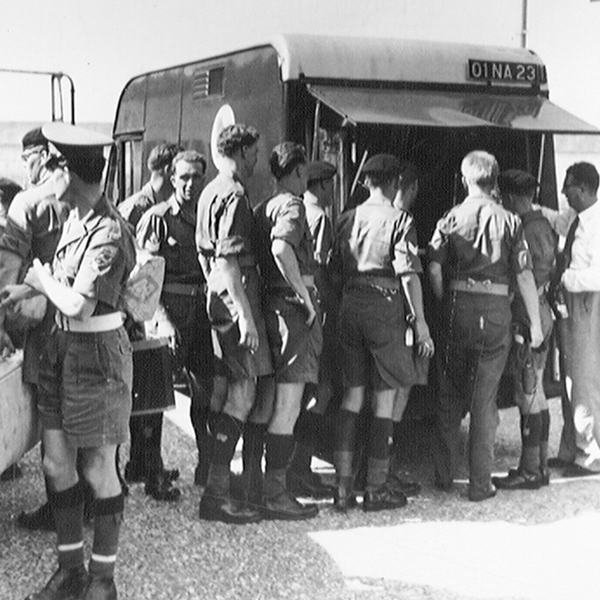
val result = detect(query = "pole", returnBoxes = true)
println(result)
[521,0,528,48]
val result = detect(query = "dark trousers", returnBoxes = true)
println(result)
[433,292,511,493]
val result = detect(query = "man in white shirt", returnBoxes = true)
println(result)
[552,162,600,476]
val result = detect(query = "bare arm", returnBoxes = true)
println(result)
[515,269,543,348]
[271,239,316,326]
[401,272,434,358]
[215,255,258,351]
[24,258,96,320]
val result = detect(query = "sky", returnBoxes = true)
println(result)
[1,0,600,129]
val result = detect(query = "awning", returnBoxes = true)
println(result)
[307,85,599,133]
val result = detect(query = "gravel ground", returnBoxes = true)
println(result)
[2,398,600,600]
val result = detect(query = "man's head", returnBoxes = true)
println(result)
[362,154,403,194]
[306,161,336,207]
[217,124,260,179]
[269,142,307,195]
[170,150,206,205]
[562,162,599,213]
[41,122,113,202]
[461,150,499,192]
[394,160,419,211]
[148,142,182,174]
[0,178,22,218]
[498,169,538,216]
[21,127,50,185]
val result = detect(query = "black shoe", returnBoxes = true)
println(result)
[1,463,23,481]
[145,475,181,502]
[468,484,497,502]
[386,472,421,497]
[333,489,357,513]
[125,463,179,484]
[261,491,319,521]
[363,485,408,512]
[287,469,334,499]
[17,502,55,531]
[199,494,261,524]
[81,576,116,600]
[547,457,573,469]
[492,469,543,490]
[562,464,600,478]
[25,565,88,600]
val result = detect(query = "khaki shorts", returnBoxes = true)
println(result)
[38,326,133,447]
[264,288,322,384]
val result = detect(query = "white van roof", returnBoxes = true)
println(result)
[270,34,547,89]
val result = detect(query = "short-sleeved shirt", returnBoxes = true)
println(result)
[253,192,316,285]
[196,172,256,262]
[53,195,136,313]
[428,194,531,283]
[303,194,332,267]
[136,195,204,286]
[331,196,422,281]
[0,181,69,383]
[117,182,157,230]
[0,180,69,266]
[520,210,557,287]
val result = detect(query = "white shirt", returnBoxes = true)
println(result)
[562,199,600,293]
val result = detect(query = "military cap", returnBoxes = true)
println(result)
[21,127,48,151]
[362,154,402,175]
[42,122,112,151]
[498,169,539,195]
[306,161,336,184]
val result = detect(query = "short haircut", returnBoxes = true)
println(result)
[566,162,599,194]
[269,142,306,180]
[461,150,499,188]
[171,150,207,175]
[398,160,419,191]
[0,178,22,209]
[55,147,106,184]
[148,142,182,172]
[217,124,260,158]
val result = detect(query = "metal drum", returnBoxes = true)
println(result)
[131,337,176,416]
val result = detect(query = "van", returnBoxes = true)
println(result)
[106,34,599,414]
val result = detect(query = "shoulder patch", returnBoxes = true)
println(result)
[93,246,118,274]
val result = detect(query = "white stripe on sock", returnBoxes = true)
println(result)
[91,553,117,563]
[58,541,84,552]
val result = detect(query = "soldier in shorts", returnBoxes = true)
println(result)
[252,142,321,520]
[196,124,271,524]
[1,122,136,600]
[330,154,434,513]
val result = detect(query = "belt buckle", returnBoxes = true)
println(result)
[482,279,492,289]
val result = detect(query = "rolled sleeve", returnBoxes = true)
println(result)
[136,212,164,254]
[509,221,533,275]
[392,217,422,276]
[271,199,304,249]
[214,193,251,257]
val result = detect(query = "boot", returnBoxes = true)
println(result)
[261,468,318,521]
[334,476,356,513]
[288,443,334,498]
[363,484,408,512]
[81,576,117,600]
[25,566,88,600]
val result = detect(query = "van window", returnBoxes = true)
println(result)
[106,136,143,205]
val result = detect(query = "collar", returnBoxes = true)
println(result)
[166,194,182,215]
[520,209,547,225]
[577,198,600,226]
[57,195,113,253]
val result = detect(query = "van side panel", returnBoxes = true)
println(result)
[179,46,284,205]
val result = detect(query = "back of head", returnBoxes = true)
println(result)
[397,160,419,191]
[461,150,499,189]
[363,153,402,188]
[217,124,260,158]
[21,127,48,152]
[171,149,207,174]
[567,162,599,194]
[148,142,182,172]
[269,142,306,180]
[498,169,538,198]
[0,178,22,211]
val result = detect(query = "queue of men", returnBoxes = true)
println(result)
[3,120,600,599]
